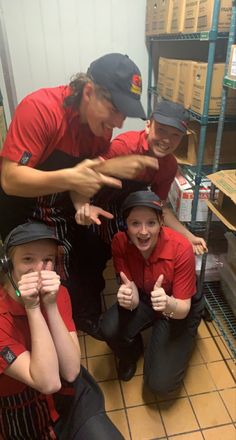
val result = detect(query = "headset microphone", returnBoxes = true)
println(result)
[1,234,21,297]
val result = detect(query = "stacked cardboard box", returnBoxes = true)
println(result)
[157,57,236,116]
[177,61,197,109]
[191,62,236,115]
[197,0,232,33]
[162,59,181,102]
[170,0,187,33]
[175,122,236,166]
[156,57,169,96]
[183,0,200,33]
[155,0,173,34]
[145,0,232,36]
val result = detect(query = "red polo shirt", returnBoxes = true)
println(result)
[102,130,178,200]
[0,285,75,396]
[112,226,196,299]
[0,86,110,168]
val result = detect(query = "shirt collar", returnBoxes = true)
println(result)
[0,288,26,316]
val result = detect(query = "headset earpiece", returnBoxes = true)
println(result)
[0,255,13,273]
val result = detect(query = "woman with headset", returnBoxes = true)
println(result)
[101,190,204,395]
[0,221,123,440]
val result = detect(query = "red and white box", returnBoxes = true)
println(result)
[168,169,218,222]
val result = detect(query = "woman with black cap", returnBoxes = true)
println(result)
[100,190,204,396]
[0,221,124,439]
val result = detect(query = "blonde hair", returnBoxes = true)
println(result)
[63,73,112,109]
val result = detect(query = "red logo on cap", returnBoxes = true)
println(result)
[181,120,188,128]
[130,74,142,95]
[152,200,163,208]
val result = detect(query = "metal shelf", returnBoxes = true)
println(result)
[203,281,236,357]
[147,31,228,42]
[148,88,236,124]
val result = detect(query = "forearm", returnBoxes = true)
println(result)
[164,296,191,319]
[1,160,72,197]
[94,156,126,178]
[27,307,60,391]
[45,303,81,382]
[163,207,194,241]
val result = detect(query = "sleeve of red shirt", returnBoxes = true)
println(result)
[111,233,133,281]
[1,96,58,167]
[172,243,196,300]
[56,286,76,332]
[102,137,132,159]
[151,155,178,200]
[0,320,27,374]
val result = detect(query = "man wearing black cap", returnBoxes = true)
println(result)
[0,53,158,336]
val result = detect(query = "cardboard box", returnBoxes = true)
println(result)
[157,57,169,96]
[151,1,159,35]
[227,44,236,80]
[197,0,232,33]
[207,170,236,231]
[155,0,173,34]
[0,106,7,151]
[145,1,160,36]
[175,122,236,165]
[145,0,154,36]
[170,0,187,33]
[168,169,218,222]
[183,0,200,33]
[191,62,236,115]
[177,60,196,108]
[162,58,181,102]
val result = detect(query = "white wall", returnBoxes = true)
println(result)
[0,0,148,134]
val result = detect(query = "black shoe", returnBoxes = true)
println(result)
[76,318,104,341]
[118,359,137,381]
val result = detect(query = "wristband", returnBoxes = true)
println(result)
[162,297,177,319]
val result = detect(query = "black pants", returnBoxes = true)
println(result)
[65,226,111,325]
[55,366,124,440]
[101,291,204,395]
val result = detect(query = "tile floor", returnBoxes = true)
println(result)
[78,260,236,440]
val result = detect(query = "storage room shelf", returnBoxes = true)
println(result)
[224,76,236,89]
[147,31,229,42]
[148,87,236,124]
[203,281,236,357]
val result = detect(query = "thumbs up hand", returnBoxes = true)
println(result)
[150,274,168,312]
[117,272,139,310]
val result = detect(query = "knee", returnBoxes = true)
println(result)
[100,316,118,341]
[144,371,181,395]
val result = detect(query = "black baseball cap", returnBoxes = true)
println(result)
[121,191,163,216]
[4,222,60,253]
[87,53,146,119]
[152,100,189,133]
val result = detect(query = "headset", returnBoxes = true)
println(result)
[0,228,21,296]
